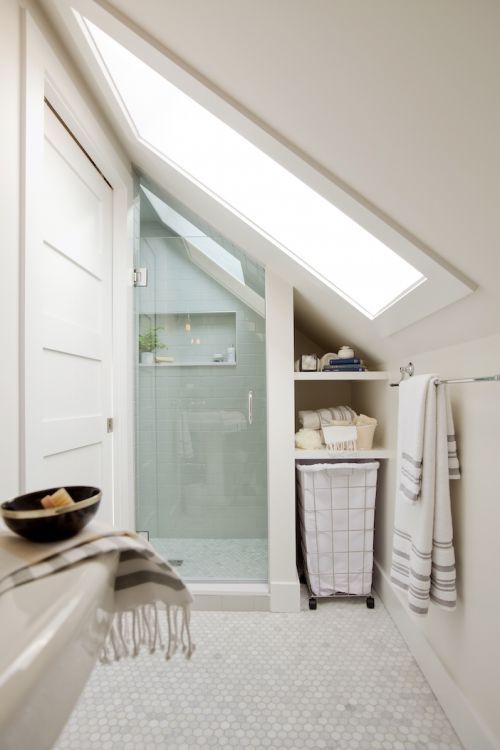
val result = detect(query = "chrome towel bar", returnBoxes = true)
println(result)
[390,362,500,387]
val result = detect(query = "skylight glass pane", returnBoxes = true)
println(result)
[141,186,245,284]
[82,16,425,318]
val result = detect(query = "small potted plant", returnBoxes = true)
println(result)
[139,326,167,364]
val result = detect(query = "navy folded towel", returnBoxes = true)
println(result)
[329,357,361,366]
[323,365,366,372]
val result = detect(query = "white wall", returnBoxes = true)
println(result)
[375,334,500,748]
[0,0,21,503]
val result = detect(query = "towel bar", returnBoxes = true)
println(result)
[391,362,500,387]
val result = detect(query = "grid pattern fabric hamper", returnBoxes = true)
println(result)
[296,462,379,608]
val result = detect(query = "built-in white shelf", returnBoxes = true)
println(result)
[139,362,236,367]
[294,447,393,460]
[294,371,389,381]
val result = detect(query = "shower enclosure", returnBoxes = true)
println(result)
[135,182,268,582]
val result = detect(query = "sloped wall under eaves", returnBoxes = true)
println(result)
[39,0,500,365]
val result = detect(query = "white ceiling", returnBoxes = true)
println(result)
[40,0,500,363]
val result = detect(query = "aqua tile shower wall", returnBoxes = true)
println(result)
[135,236,267,541]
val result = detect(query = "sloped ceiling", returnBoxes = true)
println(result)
[41,0,500,362]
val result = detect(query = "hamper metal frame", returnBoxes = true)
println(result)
[296,461,377,610]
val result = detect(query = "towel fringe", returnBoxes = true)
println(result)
[326,440,357,453]
[99,603,192,665]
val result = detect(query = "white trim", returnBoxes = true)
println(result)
[190,583,270,612]
[374,561,499,750]
[183,243,265,318]
[294,371,389,381]
[266,271,301,613]
[191,583,269,594]
[49,0,474,336]
[21,9,134,528]
[269,582,301,613]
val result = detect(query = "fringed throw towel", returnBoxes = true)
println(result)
[0,522,194,661]
[390,375,460,615]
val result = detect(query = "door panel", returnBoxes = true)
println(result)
[43,128,104,277]
[24,104,114,522]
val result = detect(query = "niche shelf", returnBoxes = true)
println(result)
[293,358,391,460]
[139,311,237,367]
[294,371,389,381]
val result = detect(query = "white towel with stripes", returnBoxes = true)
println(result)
[0,523,194,661]
[298,405,357,431]
[397,376,460,503]
[391,376,460,614]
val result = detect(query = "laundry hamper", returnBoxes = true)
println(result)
[296,462,379,610]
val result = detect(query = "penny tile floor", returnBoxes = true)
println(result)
[55,591,462,750]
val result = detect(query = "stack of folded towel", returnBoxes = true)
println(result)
[321,356,366,372]
[295,407,377,452]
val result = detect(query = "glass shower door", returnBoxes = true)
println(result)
[135,183,268,582]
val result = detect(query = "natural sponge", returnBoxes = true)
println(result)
[41,487,75,509]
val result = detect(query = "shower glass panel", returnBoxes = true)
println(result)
[135,182,268,582]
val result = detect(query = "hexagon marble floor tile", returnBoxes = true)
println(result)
[55,591,462,750]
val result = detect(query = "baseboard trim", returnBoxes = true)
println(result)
[189,579,301,612]
[374,560,499,750]
[270,579,301,612]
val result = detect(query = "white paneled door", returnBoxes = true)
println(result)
[24,103,114,522]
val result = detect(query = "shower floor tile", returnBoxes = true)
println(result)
[150,537,268,581]
[55,591,463,750]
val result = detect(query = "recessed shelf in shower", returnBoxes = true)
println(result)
[139,311,237,366]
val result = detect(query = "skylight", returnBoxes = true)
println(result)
[80,15,425,318]
[141,185,245,285]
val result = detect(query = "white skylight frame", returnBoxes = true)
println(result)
[141,185,245,285]
[75,13,429,320]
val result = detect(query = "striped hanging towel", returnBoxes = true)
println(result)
[391,376,460,614]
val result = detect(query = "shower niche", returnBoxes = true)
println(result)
[138,311,237,366]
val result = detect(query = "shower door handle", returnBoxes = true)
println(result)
[248,390,253,425]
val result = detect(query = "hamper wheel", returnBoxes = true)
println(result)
[308,597,317,610]
[366,596,375,609]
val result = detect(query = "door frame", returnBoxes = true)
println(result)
[21,7,135,527]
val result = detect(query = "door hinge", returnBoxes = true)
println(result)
[133,267,148,287]
[107,417,114,433]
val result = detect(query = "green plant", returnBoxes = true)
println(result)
[138,327,167,353]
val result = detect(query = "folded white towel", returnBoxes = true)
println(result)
[295,428,324,450]
[298,406,357,430]
[391,377,460,614]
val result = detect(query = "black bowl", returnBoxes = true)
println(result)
[1,486,101,542]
